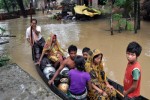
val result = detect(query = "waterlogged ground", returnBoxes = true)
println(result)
[0,64,61,100]
[0,10,150,99]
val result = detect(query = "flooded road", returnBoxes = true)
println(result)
[0,11,150,99]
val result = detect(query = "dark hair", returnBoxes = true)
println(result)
[68,45,77,53]
[74,56,85,71]
[126,41,142,57]
[93,54,103,62]
[88,50,93,56]
[31,19,37,23]
[82,47,90,53]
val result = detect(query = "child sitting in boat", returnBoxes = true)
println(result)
[37,33,65,68]
[68,56,92,100]
[85,49,116,100]
[48,45,78,85]
[82,47,91,61]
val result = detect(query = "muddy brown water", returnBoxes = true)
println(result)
[0,11,150,99]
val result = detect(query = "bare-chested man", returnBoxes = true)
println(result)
[48,45,77,85]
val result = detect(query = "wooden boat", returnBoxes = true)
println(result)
[35,62,148,100]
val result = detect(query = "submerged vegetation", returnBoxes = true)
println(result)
[0,27,10,67]
[112,14,134,31]
[107,0,136,33]
[0,54,10,67]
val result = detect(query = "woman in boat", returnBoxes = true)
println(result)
[68,56,92,100]
[85,49,116,100]
[37,33,65,68]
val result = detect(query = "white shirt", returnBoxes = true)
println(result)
[26,26,42,41]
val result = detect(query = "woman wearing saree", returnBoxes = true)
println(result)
[85,49,116,100]
[37,33,65,68]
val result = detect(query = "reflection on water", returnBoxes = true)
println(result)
[0,12,150,99]
[144,40,150,57]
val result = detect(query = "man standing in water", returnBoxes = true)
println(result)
[48,45,77,85]
[26,19,45,63]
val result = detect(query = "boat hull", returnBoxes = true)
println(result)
[33,52,148,100]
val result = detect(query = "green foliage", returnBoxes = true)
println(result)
[0,0,19,12]
[123,0,133,13]
[0,0,4,9]
[112,13,133,30]
[114,0,126,7]
[118,18,126,28]
[0,54,10,67]
[126,21,134,31]
[0,27,6,32]
[113,0,134,17]
[23,0,30,8]
[112,13,122,20]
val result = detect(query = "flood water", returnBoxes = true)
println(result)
[0,11,150,99]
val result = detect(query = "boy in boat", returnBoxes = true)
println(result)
[68,56,92,100]
[26,19,45,62]
[123,41,142,100]
[48,45,77,85]
[82,47,91,61]
[85,49,116,100]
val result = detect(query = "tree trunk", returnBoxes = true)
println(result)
[16,0,27,18]
[134,0,137,33]
[137,0,140,29]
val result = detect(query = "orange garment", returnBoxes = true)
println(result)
[124,62,141,98]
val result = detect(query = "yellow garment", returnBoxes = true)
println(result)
[85,49,106,82]
[43,33,64,62]
[85,49,116,100]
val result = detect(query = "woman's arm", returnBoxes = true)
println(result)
[105,81,114,90]
[87,80,92,91]
[92,83,103,94]
[92,83,107,96]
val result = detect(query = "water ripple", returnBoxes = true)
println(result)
[42,22,80,48]
[144,40,150,57]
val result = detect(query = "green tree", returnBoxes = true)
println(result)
[16,0,27,17]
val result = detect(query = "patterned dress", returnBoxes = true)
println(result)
[85,49,116,100]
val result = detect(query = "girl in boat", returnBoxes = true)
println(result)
[85,49,116,100]
[37,33,65,68]
[68,56,92,100]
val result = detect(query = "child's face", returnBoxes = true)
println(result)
[69,51,77,60]
[126,52,137,63]
[82,52,88,60]
[93,55,102,64]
